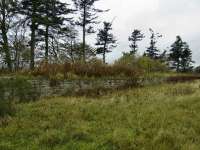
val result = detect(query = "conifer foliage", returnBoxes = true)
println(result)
[128,29,145,55]
[169,36,193,72]
[18,0,44,69]
[38,0,74,62]
[0,0,195,73]
[146,28,162,59]
[96,22,117,63]
[0,0,17,70]
[72,0,107,62]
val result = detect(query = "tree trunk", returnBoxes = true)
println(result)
[103,51,106,64]
[133,41,136,54]
[2,26,12,71]
[102,36,108,64]
[51,37,58,62]
[82,5,86,63]
[30,21,36,70]
[70,40,74,63]
[103,42,107,64]
[45,25,49,62]
[1,0,12,71]
[14,42,19,70]
[177,61,180,72]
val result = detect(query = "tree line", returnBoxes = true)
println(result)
[128,29,193,72]
[0,0,194,72]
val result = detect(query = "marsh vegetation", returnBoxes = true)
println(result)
[1,81,200,149]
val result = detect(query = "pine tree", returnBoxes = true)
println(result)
[38,0,74,62]
[59,26,79,63]
[169,36,184,72]
[72,0,107,62]
[128,29,144,55]
[146,28,162,59]
[0,0,17,70]
[169,36,193,72]
[96,22,117,63]
[18,0,43,69]
[180,42,193,72]
[11,25,29,70]
[73,42,96,62]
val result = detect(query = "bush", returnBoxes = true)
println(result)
[0,79,15,118]
[31,59,142,79]
[114,54,168,74]
[70,60,109,77]
[32,61,65,78]
[0,76,41,118]
[49,73,65,87]
[0,76,40,102]
[13,77,40,102]
[114,53,137,66]
[0,100,15,118]
[137,56,168,73]
[0,79,6,100]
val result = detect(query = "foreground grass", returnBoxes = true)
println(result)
[1,82,200,150]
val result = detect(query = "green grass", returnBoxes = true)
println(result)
[1,82,200,150]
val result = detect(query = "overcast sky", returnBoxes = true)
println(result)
[67,0,200,65]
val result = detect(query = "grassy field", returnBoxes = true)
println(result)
[1,81,200,150]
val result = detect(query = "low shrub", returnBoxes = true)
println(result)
[31,61,64,78]
[0,100,15,118]
[0,79,15,118]
[12,77,40,102]
[0,76,40,102]
[71,60,115,77]
[0,76,41,118]
[137,56,168,73]
[114,54,168,73]
[49,73,64,87]
[31,60,142,80]
[0,79,6,100]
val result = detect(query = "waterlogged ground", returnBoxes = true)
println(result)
[1,82,200,150]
